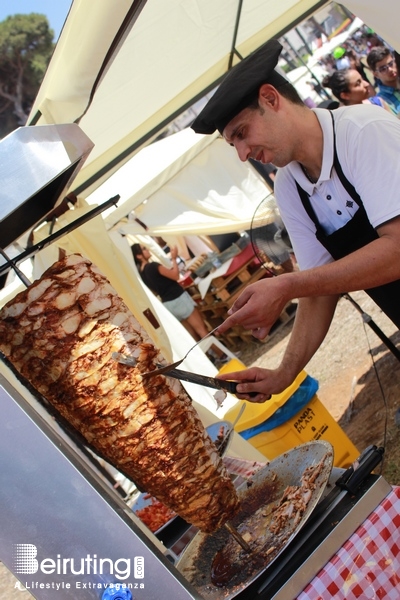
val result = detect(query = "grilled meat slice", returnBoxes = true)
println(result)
[0,254,239,533]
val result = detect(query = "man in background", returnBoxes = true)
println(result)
[367,46,400,115]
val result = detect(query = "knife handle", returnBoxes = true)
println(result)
[228,383,259,398]
[337,445,384,494]
[216,380,258,398]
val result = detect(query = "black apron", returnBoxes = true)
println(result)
[295,112,400,329]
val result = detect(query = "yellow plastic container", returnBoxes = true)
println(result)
[218,358,247,374]
[224,370,359,469]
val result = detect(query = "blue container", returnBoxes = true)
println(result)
[102,586,132,600]
[239,375,319,439]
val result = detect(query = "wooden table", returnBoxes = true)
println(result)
[183,245,295,348]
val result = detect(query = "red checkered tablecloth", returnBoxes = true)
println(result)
[297,486,400,599]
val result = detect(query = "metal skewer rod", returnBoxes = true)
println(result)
[0,247,30,288]
[224,521,251,553]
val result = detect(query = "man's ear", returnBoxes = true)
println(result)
[258,84,279,110]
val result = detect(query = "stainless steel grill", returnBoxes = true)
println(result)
[0,124,93,248]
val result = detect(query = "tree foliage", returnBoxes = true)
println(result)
[0,13,54,137]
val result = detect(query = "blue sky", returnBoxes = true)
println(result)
[0,0,73,41]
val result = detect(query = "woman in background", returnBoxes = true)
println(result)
[322,69,392,111]
[132,243,209,340]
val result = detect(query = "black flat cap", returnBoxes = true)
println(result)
[191,39,287,135]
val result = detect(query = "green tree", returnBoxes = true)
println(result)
[0,13,54,137]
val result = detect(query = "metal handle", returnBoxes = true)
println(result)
[336,445,384,494]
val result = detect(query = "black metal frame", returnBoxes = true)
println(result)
[0,195,119,279]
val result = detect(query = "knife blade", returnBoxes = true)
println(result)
[113,352,260,397]
[113,352,238,393]
[158,365,239,394]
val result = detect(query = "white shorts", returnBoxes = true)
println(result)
[163,291,195,320]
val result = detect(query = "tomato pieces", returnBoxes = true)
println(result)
[135,494,176,532]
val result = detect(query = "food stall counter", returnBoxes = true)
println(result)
[297,484,400,599]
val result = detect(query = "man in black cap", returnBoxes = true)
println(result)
[191,39,400,402]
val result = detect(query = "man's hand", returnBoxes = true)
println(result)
[217,366,292,403]
[217,295,338,403]
[218,276,291,339]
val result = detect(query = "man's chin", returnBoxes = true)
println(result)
[269,159,288,168]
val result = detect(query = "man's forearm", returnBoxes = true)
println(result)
[285,221,400,301]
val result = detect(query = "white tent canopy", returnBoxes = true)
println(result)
[29,0,331,196]
[87,127,272,236]
[29,0,398,198]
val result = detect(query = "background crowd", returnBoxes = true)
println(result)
[319,26,400,115]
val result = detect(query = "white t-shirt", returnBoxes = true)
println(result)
[274,105,400,270]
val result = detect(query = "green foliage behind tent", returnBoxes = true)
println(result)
[0,13,54,137]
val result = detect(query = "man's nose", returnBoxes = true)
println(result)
[235,141,250,162]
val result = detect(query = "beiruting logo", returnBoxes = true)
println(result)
[12,544,144,581]
[13,545,38,575]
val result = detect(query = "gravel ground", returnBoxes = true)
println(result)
[0,564,33,599]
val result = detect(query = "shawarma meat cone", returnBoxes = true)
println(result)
[0,254,239,533]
